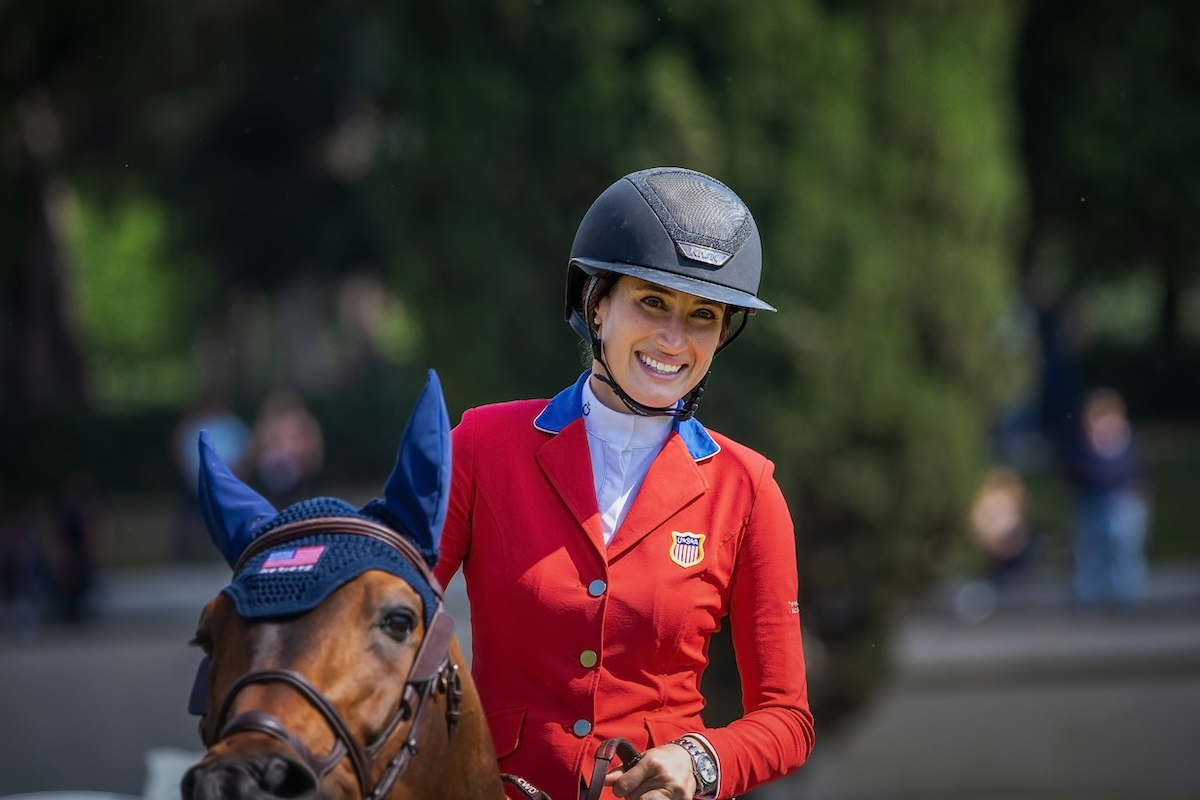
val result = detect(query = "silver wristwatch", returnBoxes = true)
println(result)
[672,736,718,797]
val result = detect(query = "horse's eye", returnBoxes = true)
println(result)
[190,630,214,657]
[381,611,416,641]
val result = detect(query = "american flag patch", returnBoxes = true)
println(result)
[259,545,326,573]
[669,531,706,568]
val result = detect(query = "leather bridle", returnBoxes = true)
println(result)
[194,517,462,800]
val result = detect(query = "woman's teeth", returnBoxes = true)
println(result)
[639,354,682,375]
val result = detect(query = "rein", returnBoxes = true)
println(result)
[500,738,643,800]
[199,517,461,800]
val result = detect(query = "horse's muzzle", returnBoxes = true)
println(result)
[181,752,319,800]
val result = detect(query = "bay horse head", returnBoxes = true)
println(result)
[182,371,502,800]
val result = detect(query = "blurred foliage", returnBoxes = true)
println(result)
[1077,269,1162,348]
[65,192,211,407]
[364,0,1030,723]
[1017,1,1200,428]
[0,405,180,498]
[1020,0,1200,350]
[1140,427,1200,563]
[4,0,1032,730]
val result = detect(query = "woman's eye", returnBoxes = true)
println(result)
[382,611,416,641]
[641,295,665,309]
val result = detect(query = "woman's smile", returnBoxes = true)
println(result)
[637,352,683,376]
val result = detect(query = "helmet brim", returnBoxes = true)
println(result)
[570,257,777,313]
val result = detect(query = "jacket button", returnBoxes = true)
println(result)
[587,579,607,597]
[579,649,598,668]
[573,719,592,737]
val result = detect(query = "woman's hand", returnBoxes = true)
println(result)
[603,743,697,800]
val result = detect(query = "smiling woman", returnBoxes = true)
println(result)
[434,167,813,800]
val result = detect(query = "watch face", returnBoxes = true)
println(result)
[676,738,718,790]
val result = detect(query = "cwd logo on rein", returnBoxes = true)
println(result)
[259,545,326,573]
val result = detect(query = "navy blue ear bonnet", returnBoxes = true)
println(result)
[198,370,451,628]
[222,499,441,628]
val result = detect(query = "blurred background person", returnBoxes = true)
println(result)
[956,466,1033,623]
[1024,266,1090,466]
[249,387,324,508]
[171,397,252,560]
[1063,388,1150,610]
[52,470,104,623]
[969,465,1033,583]
[0,496,54,636]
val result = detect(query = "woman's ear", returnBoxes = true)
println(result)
[593,292,610,331]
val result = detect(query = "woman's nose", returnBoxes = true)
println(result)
[656,312,688,351]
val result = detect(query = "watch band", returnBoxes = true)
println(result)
[671,736,718,798]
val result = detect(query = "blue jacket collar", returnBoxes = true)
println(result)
[534,371,720,462]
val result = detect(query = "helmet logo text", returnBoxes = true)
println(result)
[677,242,732,266]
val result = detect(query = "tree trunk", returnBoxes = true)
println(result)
[1156,227,1181,355]
[2,88,88,408]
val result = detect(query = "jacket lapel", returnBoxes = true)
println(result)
[535,417,606,553]
[607,431,708,561]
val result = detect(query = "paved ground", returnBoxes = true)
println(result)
[2,563,1199,798]
[760,564,1200,800]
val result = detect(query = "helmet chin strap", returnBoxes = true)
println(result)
[588,331,708,422]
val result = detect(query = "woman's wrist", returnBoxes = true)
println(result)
[671,735,720,799]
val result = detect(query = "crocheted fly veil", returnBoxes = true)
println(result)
[195,369,451,628]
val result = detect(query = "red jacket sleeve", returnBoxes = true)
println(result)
[699,458,815,797]
[434,408,477,589]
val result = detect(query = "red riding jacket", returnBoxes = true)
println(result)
[434,373,814,800]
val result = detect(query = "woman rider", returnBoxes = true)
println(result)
[433,167,813,800]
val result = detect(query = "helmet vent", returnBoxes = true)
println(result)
[629,168,754,259]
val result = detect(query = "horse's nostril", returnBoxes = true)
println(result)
[179,765,198,800]
[181,756,317,800]
[257,754,318,800]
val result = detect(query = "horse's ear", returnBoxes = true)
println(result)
[197,430,278,568]
[380,369,451,559]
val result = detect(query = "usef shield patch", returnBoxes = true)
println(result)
[669,531,705,568]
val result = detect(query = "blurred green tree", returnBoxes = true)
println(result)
[367,0,1028,723]
[1020,0,1200,351]
[66,193,210,407]
[2,0,394,407]
[2,0,1028,731]
[0,0,146,407]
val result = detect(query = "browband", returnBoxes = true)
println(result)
[233,516,444,597]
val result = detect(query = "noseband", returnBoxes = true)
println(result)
[194,517,462,800]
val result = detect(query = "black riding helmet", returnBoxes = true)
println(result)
[564,167,775,419]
